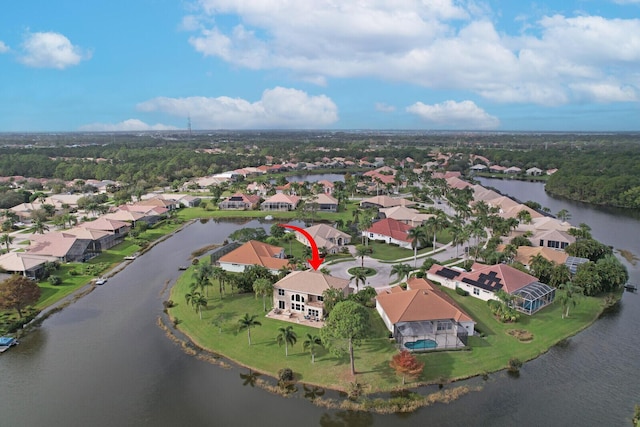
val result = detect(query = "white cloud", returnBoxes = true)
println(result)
[0,41,9,53]
[186,1,640,105]
[79,119,178,132]
[19,32,90,69]
[406,100,500,129]
[137,87,338,129]
[375,102,396,113]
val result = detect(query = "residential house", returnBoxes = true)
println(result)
[299,224,351,254]
[504,166,522,174]
[309,193,339,212]
[63,226,119,251]
[272,270,350,320]
[526,167,543,176]
[531,229,575,250]
[27,232,93,262]
[364,218,414,249]
[379,206,433,227]
[489,165,507,173]
[218,193,261,210]
[376,277,475,351]
[0,252,58,279]
[261,193,300,211]
[316,180,334,194]
[218,240,290,274]
[427,263,555,314]
[360,195,415,209]
[103,210,146,226]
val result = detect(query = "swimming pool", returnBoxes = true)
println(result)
[404,339,437,350]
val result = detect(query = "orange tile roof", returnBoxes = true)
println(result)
[219,240,290,270]
[377,278,473,324]
[366,218,414,243]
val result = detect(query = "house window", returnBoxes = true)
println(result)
[473,288,480,296]
[561,242,568,249]
[539,240,544,246]
[317,296,324,302]
[278,289,285,296]
[295,294,301,302]
[291,295,295,301]
[279,301,285,309]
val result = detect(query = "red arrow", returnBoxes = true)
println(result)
[279,224,324,270]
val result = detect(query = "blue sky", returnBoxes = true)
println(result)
[1,0,639,132]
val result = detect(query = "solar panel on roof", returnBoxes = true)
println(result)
[436,267,460,280]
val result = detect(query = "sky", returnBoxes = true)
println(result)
[0,0,639,132]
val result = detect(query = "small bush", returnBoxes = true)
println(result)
[48,275,62,286]
[455,287,469,296]
[507,357,523,373]
[278,367,294,383]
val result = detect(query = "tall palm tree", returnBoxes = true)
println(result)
[350,268,368,292]
[252,278,274,312]
[33,219,49,234]
[303,333,323,363]
[238,313,262,346]
[354,245,368,268]
[276,325,297,357]
[283,232,296,258]
[193,261,214,297]
[211,266,226,298]
[390,263,412,283]
[192,293,207,320]
[426,212,449,252]
[0,233,13,252]
[407,225,428,268]
[558,282,582,319]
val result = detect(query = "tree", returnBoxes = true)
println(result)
[407,225,428,268]
[557,282,583,319]
[389,350,424,385]
[549,264,571,288]
[238,313,261,346]
[0,275,41,318]
[354,244,368,268]
[322,287,346,316]
[32,219,49,234]
[426,211,449,252]
[276,325,297,357]
[320,300,369,376]
[390,263,412,283]
[349,267,368,292]
[253,278,273,312]
[0,233,13,252]
[192,261,213,297]
[303,333,323,363]
[185,290,207,320]
[556,209,572,222]
[528,254,554,284]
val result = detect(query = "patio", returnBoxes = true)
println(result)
[265,309,324,328]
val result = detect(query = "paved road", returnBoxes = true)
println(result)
[324,242,467,292]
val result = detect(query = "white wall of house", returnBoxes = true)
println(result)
[218,262,247,273]
[426,272,498,302]
[364,232,412,249]
[375,302,394,333]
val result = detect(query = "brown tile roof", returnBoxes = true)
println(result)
[376,278,473,324]
[360,195,415,208]
[428,263,539,294]
[219,240,290,270]
[366,218,414,243]
[511,246,569,266]
[83,217,129,232]
[274,270,350,295]
[263,193,301,205]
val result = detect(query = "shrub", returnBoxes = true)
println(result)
[507,357,523,373]
[48,275,62,286]
[455,287,469,296]
[277,367,294,384]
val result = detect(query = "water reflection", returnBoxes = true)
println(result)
[240,369,261,387]
[303,385,325,401]
[319,410,374,427]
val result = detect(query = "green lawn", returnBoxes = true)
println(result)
[170,266,610,392]
[168,267,399,392]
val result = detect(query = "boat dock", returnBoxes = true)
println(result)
[624,283,637,292]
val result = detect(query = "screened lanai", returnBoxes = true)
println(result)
[394,320,469,352]
[511,282,556,315]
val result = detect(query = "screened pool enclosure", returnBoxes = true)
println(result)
[394,320,469,352]
[511,281,556,315]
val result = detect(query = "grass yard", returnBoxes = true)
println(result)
[168,266,400,392]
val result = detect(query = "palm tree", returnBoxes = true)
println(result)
[211,266,226,298]
[426,211,449,252]
[390,263,412,283]
[354,245,368,268]
[0,233,13,252]
[556,209,572,222]
[558,282,583,319]
[283,232,296,258]
[252,278,273,312]
[303,333,323,363]
[33,219,49,234]
[238,313,262,346]
[407,225,428,267]
[193,261,213,297]
[276,325,297,357]
[192,293,207,320]
[350,268,368,292]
